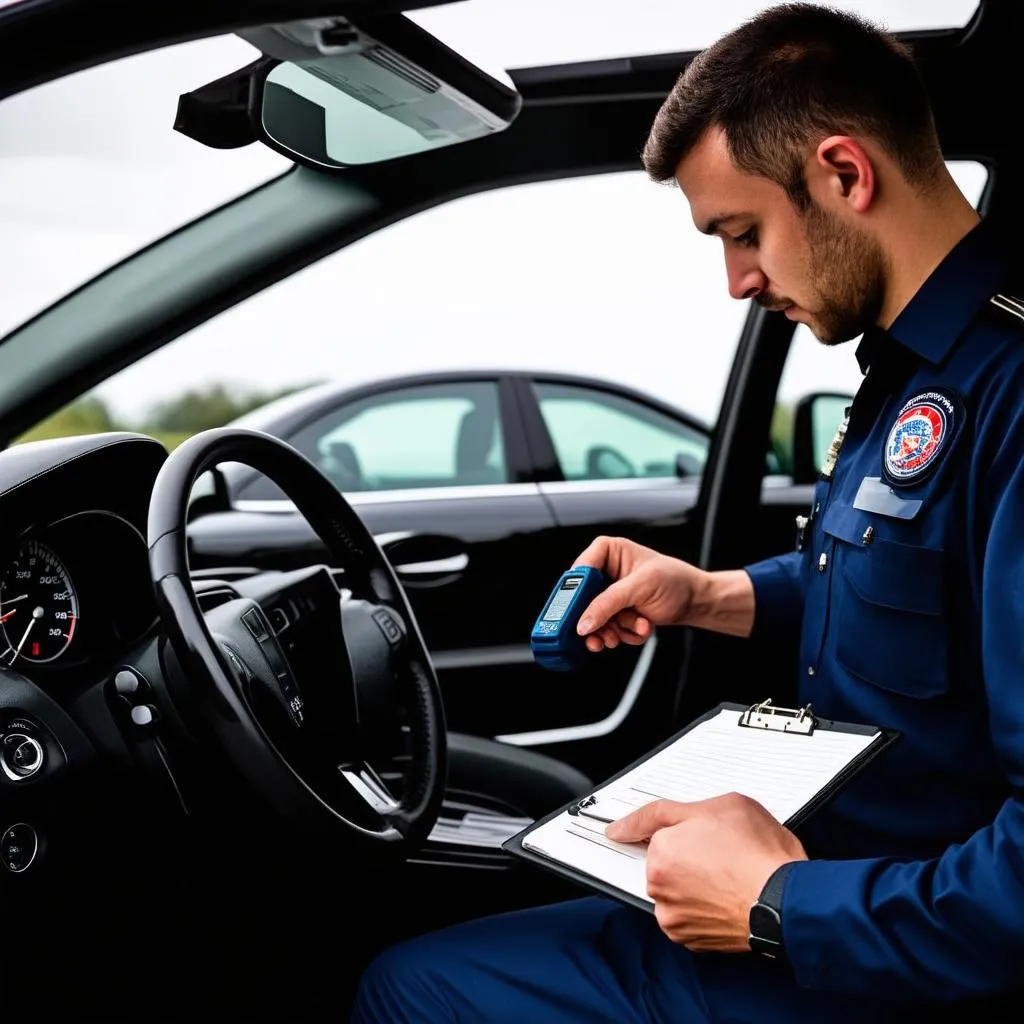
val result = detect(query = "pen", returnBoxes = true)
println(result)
[568,795,615,825]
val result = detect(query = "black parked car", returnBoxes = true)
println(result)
[190,369,719,746]
[0,1,1014,1020]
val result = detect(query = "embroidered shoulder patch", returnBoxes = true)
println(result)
[882,388,962,487]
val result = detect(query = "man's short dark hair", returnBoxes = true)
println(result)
[643,3,944,208]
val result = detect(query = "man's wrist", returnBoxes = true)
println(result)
[685,569,756,637]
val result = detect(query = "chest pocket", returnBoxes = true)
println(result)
[822,504,949,698]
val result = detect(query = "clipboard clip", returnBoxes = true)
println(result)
[739,698,816,736]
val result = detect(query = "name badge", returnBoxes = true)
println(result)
[852,476,922,520]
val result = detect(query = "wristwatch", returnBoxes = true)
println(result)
[748,862,796,960]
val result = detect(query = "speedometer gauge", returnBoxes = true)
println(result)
[0,541,79,665]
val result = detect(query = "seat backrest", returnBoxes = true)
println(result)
[455,406,502,485]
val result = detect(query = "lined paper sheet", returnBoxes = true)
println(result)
[521,708,880,906]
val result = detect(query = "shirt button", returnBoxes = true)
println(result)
[817,553,828,573]
[807,666,816,676]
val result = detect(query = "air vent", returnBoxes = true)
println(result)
[192,581,240,612]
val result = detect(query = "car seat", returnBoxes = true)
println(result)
[455,406,504,485]
[322,439,365,491]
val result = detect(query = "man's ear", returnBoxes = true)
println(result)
[814,135,876,213]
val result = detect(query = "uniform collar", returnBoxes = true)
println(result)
[883,218,1007,366]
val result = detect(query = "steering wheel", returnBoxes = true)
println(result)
[147,428,447,853]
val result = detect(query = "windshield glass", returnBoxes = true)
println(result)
[0,33,291,336]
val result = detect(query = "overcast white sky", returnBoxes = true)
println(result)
[0,0,982,425]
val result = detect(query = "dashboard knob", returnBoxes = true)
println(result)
[1,733,44,781]
[114,669,141,696]
[130,704,160,728]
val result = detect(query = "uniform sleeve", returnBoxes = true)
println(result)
[744,550,806,640]
[779,416,1024,1001]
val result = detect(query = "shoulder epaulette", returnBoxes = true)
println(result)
[990,293,1024,327]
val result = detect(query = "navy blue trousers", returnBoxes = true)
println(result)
[351,896,907,1023]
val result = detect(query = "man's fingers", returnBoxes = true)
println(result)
[615,610,650,638]
[572,535,612,572]
[576,579,634,636]
[605,799,692,842]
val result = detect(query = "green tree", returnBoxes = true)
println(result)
[145,383,315,435]
[15,397,120,444]
[769,402,794,476]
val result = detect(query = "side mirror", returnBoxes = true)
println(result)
[187,467,230,521]
[792,393,853,484]
[675,452,703,478]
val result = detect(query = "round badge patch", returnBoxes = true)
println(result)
[882,389,960,487]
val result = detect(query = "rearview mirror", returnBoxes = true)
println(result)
[792,392,853,484]
[238,15,521,169]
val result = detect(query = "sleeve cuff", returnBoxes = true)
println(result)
[780,858,877,993]
[744,552,804,641]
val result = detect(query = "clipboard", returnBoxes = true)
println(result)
[502,699,900,914]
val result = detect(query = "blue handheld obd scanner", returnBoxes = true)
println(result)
[530,566,608,671]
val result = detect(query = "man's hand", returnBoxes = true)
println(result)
[572,536,708,651]
[572,536,756,651]
[605,794,807,952]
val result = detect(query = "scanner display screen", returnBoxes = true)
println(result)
[543,575,581,622]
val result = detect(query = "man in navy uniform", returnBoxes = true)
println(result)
[352,5,1024,1021]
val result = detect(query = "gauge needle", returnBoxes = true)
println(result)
[0,609,16,624]
[11,608,43,660]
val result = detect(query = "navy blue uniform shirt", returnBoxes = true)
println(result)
[745,219,1024,1001]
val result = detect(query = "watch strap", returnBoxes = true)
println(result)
[748,861,797,960]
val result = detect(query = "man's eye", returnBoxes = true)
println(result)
[734,227,758,248]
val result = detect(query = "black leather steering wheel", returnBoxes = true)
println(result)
[147,428,447,853]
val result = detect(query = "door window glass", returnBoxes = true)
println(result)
[239,381,507,499]
[533,382,709,481]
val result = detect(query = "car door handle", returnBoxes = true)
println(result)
[393,553,469,577]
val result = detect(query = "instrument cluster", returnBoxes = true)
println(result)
[0,510,157,677]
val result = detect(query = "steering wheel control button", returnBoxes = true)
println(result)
[242,608,269,641]
[1,732,44,781]
[1,823,39,872]
[372,608,403,647]
[268,605,289,634]
[114,668,141,696]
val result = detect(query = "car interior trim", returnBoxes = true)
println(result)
[430,644,536,671]
[233,482,543,510]
[494,632,659,746]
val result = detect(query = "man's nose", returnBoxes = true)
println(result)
[725,252,766,301]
